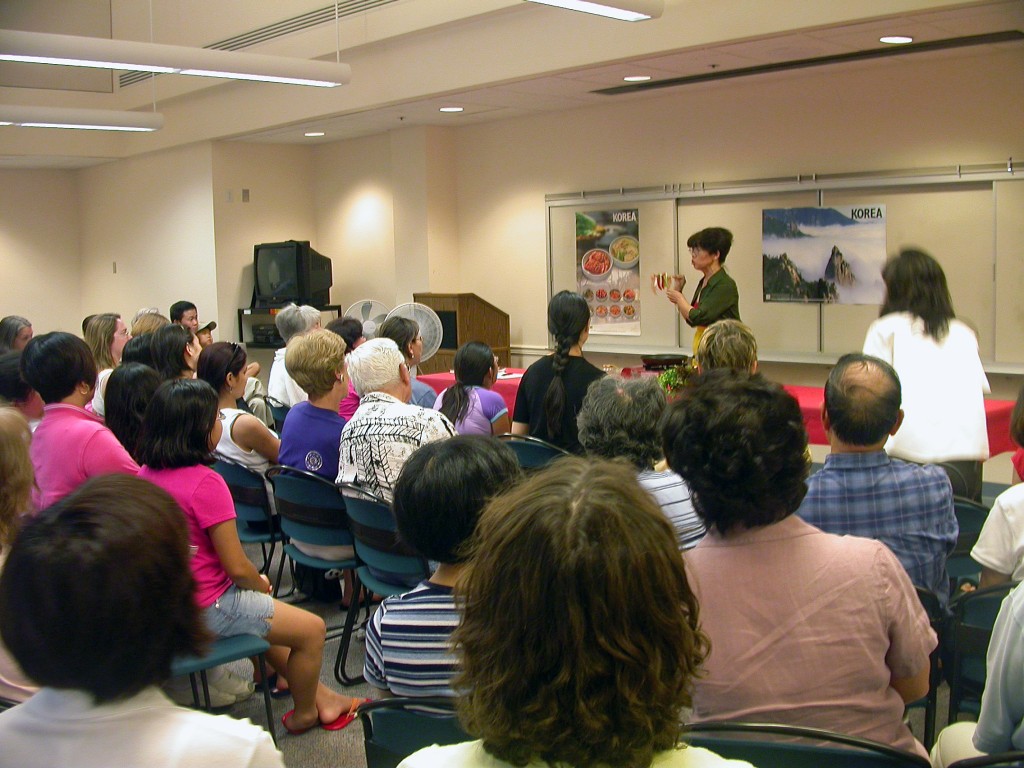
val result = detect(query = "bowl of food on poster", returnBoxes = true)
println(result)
[582,249,612,282]
[609,236,640,269]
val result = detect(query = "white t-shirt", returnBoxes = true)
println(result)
[90,367,114,418]
[972,483,1024,581]
[863,313,990,463]
[0,686,283,768]
[267,347,308,408]
[398,740,751,768]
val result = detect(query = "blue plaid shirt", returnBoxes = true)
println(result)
[797,451,958,605]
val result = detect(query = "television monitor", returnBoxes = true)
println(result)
[253,240,333,307]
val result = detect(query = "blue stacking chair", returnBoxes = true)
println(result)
[336,483,431,686]
[212,460,281,574]
[170,634,276,745]
[265,396,291,433]
[947,496,990,594]
[358,697,468,768]
[497,433,570,470]
[906,586,944,749]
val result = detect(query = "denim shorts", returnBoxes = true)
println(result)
[203,585,275,638]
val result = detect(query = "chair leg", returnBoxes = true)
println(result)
[273,549,288,597]
[335,575,366,686]
[188,673,201,708]
[199,670,212,710]
[255,653,277,747]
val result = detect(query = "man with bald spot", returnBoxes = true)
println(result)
[797,353,958,605]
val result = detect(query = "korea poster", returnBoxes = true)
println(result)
[576,209,641,335]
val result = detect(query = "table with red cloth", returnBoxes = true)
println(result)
[418,370,1016,455]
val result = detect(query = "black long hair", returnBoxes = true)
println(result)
[542,291,591,439]
[440,342,495,426]
[879,248,955,341]
[136,379,219,469]
[104,363,162,462]
[151,324,194,381]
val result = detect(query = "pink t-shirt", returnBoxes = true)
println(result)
[338,381,360,421]
[137,465,235,608]
[30,403,139,510]
[685,515,935,758]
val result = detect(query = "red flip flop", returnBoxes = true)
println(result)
[281,710,317,736]
[281,698,370,735]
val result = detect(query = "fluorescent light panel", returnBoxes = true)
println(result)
[0,105,164,132]
[0,29,351,87]
[523,0,662,21]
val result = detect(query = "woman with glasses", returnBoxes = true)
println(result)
[84,312,131,418]
[664,227,740,350]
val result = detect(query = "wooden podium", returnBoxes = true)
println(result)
[413,292,511,374]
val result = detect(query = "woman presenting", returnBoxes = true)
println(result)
[664,227,740,349]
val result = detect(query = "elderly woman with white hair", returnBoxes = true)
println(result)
[268,304,322,407]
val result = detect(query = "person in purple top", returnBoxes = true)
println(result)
[434,342,510,436]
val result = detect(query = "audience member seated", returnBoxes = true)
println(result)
[196,320,217,348]
[434,341,509,436]
[0,408,38,704]
[169,300,199,334]
[930,582,1024,767]
[152,324,201,381]
[269,304,321,407]
[120,332,158,369]
[103,363,162,463]
[21,332,138,508]
[662,370,935,758]
[130,309,170,338]
[0,475,284,767]
[694,318,758,373]
[365,436,521,697]
[197,342,280,476]
[278,329,347,478]
[85,313,131,418]
[1011,386,1023,484]
[325,316,365,420]
[0,352,44,430]
[379,316,438,409]
[399,457,746,768]
[863,248,990,500]
[338,338,455,502]
[0,315,32,353]
[577,376,705,550]
[137,380,365,735]
[511,290,604,453]
[798,353,957,604]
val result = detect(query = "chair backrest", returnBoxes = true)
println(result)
[339,483,429,582]
[948,751,1024,768]
[497,433,570,469]
[947,496,990,590]
[683,722,931,768]
[358,697,468,768]
[212,459,273,528]
[266,465,352,547]
[940,462,973,500]
[265,395,291,432]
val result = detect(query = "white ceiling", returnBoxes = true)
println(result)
[0,0,1021,167]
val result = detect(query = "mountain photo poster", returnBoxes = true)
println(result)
[762,206,887,305]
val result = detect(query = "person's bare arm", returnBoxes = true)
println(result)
[980,566,1012,589]
[208,520,271,593]
[231,413,281,462]
[890,663,930,704]
[510,421,529,436]
[491,412,512,436]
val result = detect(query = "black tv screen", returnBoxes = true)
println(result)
[254,240,332,306]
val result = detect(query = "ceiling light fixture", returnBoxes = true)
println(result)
[523,0,662,22]
[304,131,325,137]
[439,106,464,113]
[879,35,914,44]
[623,75,651,82]
[0,29,351,87]
[0,104,164,132]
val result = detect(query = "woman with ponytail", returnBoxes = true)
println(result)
[511,291,604,453]
[434,342,509,436]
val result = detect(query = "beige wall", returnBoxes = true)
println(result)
[0,169,81,334]
[77,143,217,323]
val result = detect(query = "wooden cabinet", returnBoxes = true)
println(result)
[413,293,510,374]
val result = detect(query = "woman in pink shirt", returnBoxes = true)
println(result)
[136,379,365,735]
[20,332,138,509]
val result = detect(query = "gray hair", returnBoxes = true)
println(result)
[577,376,667,469]
[274,304,322,343]
[346,337,405,397]
[0,316,30,353]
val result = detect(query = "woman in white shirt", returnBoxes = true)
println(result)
[863,248,989,500]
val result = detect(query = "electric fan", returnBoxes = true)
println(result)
[344,299,391,339]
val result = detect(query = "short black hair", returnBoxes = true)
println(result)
[169,300,197,323]
[20,332,98,404]
[0,351,32,403]
[104,363,162,461]
[0,475,210,703]
[379,316,419,360]
[136,379,219,469]
[325,316,364,355]
[196,341,246,394]
[661,370,808,534]
[392,436,521,563]
[686,227,733,264]
[120,333,157,369]
[151,324,194,381]
[823,353,901,446]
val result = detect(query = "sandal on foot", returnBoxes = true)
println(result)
[321,698,371,732]
[281,709,318,736]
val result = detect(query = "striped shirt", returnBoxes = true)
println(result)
[364,581,458,697]
[637,469,706,551]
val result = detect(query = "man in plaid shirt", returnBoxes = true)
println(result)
[798,353,958,605]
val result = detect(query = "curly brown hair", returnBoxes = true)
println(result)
[453,457,708,768]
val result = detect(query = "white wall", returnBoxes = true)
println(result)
[0,169,82,334]
[77,143,218,323]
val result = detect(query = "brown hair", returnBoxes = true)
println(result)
[696,319,757,373]
[0,408,33,550]
[453,457,708,768]
[285,328,347,399]
[131,311,170,337]
[84,313,121,370]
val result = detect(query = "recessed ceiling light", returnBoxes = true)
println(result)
[879,35,913,44]
[304,131,325,137]
[623,75,651,82]
[439,106,464,113]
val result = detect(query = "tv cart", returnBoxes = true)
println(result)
[237,304,341,349]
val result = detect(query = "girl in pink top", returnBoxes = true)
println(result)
[137,379,365,735]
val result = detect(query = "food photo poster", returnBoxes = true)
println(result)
[576,209,642,336]
[762,205,887,304]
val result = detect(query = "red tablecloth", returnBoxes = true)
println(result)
[420,370,1016,456]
